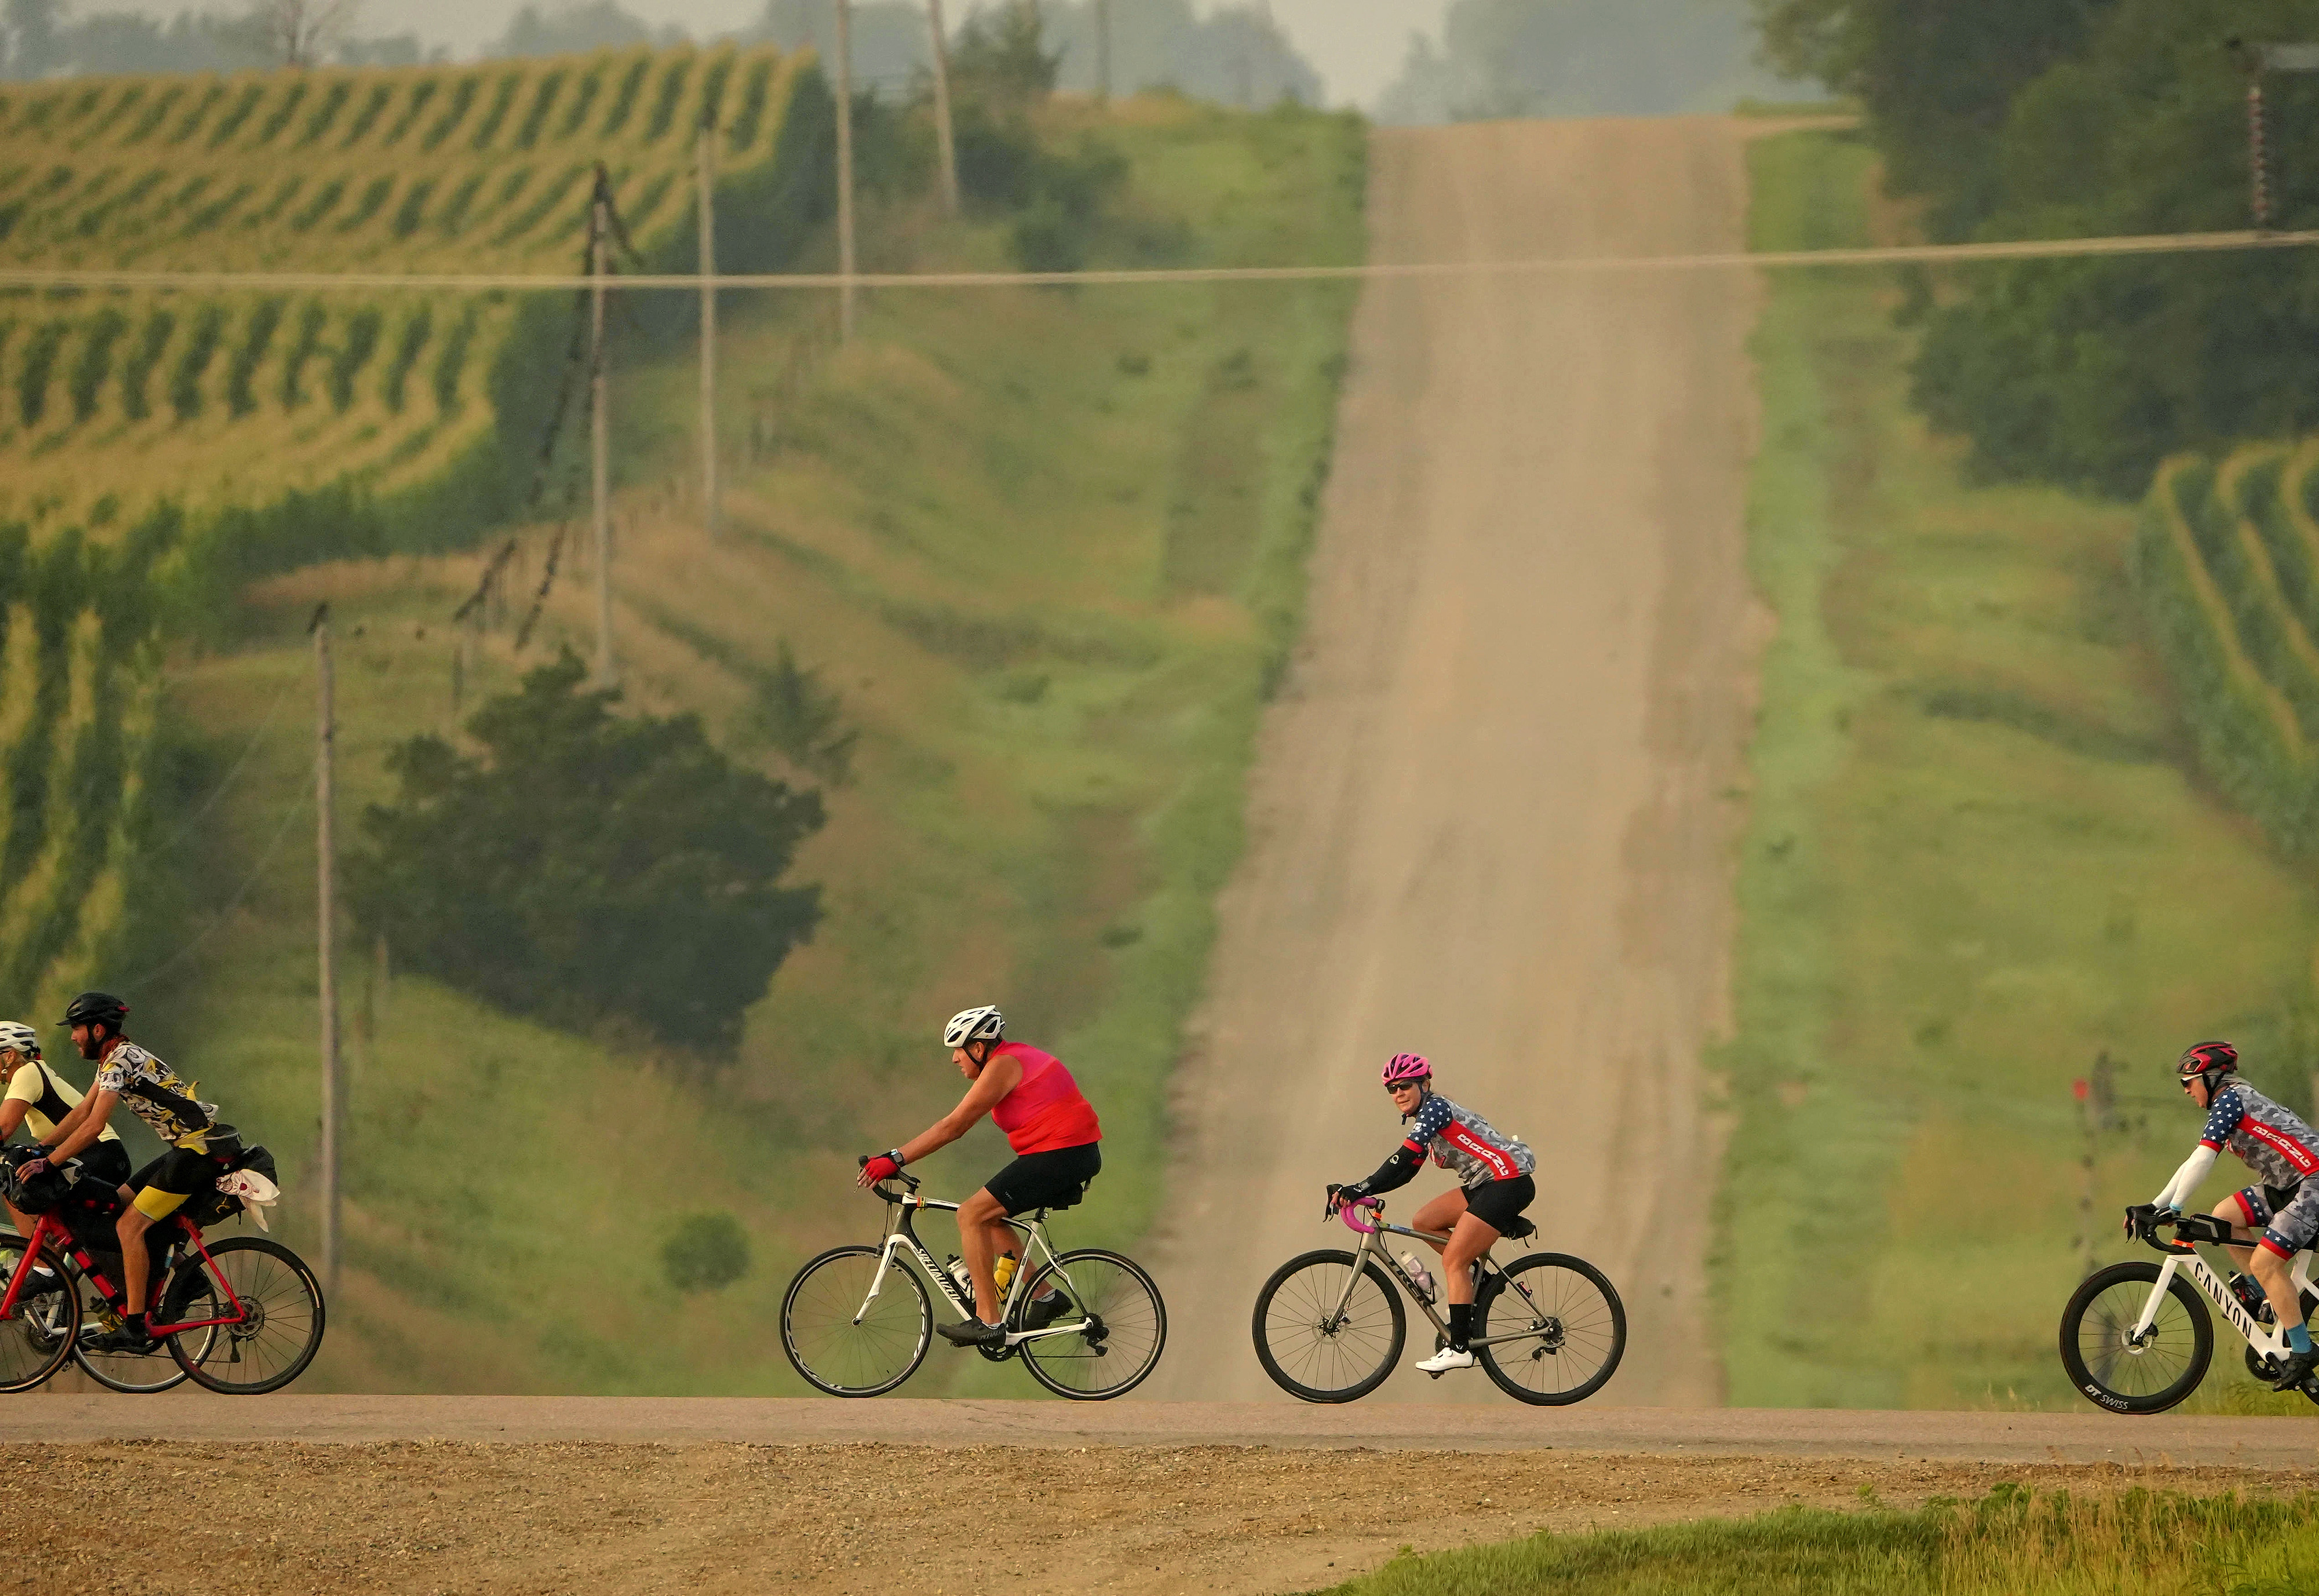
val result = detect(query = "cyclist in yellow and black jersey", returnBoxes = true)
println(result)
[0,1019,130,1300]
[30,993,243,1353]
[0,1019,128,1194]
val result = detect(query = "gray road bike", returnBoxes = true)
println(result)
[780,1164,1166,1400]
[2062,1208,2319,1413]
[1252,1191,1626,1405]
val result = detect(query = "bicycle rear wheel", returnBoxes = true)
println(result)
[2060,1261,2212,1414]
[782,1245,932,1397]
[1017,1249,1166,1400]
[1252,1249,1405,1404]
[169,1238,326,1394]
[0,1237,79,1393]
[1475,1252,1626,1406]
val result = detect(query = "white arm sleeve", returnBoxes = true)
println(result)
[2152,1144,2219,1210]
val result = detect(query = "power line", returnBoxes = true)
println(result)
[121,786,313,991]
[1,227,2316,294]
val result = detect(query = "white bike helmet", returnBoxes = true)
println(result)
[943,1005,1004,1048]
[0,1021,35,1057]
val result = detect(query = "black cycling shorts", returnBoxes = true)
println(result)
[984,1143,1102,1217]
[128,1129,242,1222]
[1462,1173,1536,1235]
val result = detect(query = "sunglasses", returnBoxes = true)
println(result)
[1385,1080,1424,1093]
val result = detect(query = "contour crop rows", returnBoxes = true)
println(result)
[0,45,805,535]
[2138,440,2319,852]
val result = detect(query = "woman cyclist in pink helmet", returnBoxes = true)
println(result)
[1329,1052,1536,1373]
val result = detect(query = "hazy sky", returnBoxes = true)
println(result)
[337,0,1452,107]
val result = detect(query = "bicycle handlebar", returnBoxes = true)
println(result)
[858,1154,923,1205]
[2134,1207,2231,1255]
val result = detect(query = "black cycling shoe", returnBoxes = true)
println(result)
[937,1317,1005,1348]
[13,1267,63,1299]
[2231,1272,2276,1325]
[79,1326,159,1355]
[1020,1290,1074,1332]
[2270,1348,2319,1392]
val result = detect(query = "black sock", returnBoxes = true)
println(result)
[1448,1303,1473,1351]
[123,1312,147,1337]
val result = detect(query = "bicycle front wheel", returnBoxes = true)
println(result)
[1017,1249,1166,1401]
[782,1245,932,1397]
[0,1237,79,1393]
[1476,1253,1626,1406]
[2060,1260,2212,1414]
[1252,1249,1405,1404]
[169,1237,327,1394]
[72,1252,205,1394]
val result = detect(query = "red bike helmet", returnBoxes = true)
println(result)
[1380,1052,1431,1088]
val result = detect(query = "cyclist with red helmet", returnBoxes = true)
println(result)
[855,1005,1100,1349]
[1329,1052,1535,1374]
[2133,1040,2319,1390]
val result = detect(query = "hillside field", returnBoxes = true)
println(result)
[1718,127,2319,1410]
[92,86,1365,1392]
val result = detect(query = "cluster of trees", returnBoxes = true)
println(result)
[1379,0,1794,123]
[1763,0,2319,496]
[482,0,1318,110]
[349,653,826,1056]
[0,0,432,77]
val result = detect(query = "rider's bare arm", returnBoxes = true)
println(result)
[900,1056,1024,1165]
[42,1086,112,1164]
[0,1097,25,1140]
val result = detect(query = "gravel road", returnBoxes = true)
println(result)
[5,1400,2314,1595]
[1142,115,1762,1405]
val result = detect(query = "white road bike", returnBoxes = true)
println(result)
[779,1164,1166,1400]
[2060,1208,2319,1413]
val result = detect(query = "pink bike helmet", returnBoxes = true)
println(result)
[1380,1052,1431,1086]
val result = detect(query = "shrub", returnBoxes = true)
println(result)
[661,1212,750,1292]
[348,650,824,1053]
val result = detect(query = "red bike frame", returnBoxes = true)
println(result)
[0,1211,245,1333]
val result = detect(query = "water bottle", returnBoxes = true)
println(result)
[944,1256,973,1298]
[993,1252,1017,1296]
[1400,1250,1436,1304]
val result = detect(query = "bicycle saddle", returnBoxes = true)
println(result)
[1501,1215,1537,1241]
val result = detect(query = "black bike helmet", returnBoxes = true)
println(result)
[59,991,128,1033]
[2177,1039,2239,1085]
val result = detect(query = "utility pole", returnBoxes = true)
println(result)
[697,120,720,542]
[834,0,858,340]
[311,603,340,1296]
[2231,40,2319,231]
[926,0,959,215]
[1095,0,1111,102]
[590,167,616,684]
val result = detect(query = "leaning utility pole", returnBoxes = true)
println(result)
[311,603,341,1295]
[926,0,960,215]
[590,168,616,684]
[834,0,858,340]
[697,120,720,541]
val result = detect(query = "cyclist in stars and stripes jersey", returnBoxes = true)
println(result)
[2136,1040,2319,1391]
[1329,1052,1535,1375]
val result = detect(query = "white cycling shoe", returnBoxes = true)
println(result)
[1415,1346,1476,1373]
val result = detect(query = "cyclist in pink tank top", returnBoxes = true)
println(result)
[857,1004,1102,1348]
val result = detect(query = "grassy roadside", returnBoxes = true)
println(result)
[1306,1487,2319,1596]
[122,96,1364,1393]
[1717,129,2319,1408]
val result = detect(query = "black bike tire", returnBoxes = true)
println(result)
[1016,1249,1168,1402]
[69,1254,206,1394]
[0,1242,81,1394]
[169,1237,328,1395]
[1251,1248,1406,1405]
[780,1245,932,1398]
[2059,1260,2212,1415]
[1474,1252,1627,1407]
